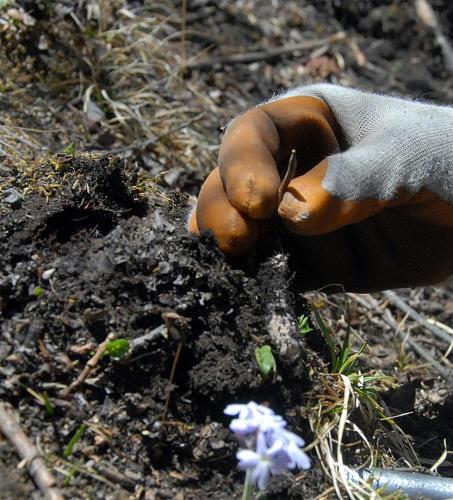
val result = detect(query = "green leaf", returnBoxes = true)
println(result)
[63,142,75,155]
[33,286,45,298]
[255,345,276,377]
[312,307,338,367]
[63,458,83,486]
[83,27,97,38]
[339,342,366,375]
[43,391,55,416]
[105,338,129,358]
[63,424,87,458]
[298,314,313,336]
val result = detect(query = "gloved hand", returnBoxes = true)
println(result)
[189,84,453,292]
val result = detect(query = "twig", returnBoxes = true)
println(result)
[161,342,183,426]
[427,318,453,336]
[0,139,27,160]
[351,294,452,381]
[61,333,115,397]
[92,463,136,491]
[381,308,451,379]
[0,124,64,133]
[383,290,453,346]
[159,311,189,426]
[415,0,453,72]
[0,402,63,500]
[179,0,188,77]
[277,149,297,205]
[186,33,346,70]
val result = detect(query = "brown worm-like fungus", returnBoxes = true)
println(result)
[277,149,297,206]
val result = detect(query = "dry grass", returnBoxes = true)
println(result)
[1,1,227,189]
[305,370,413,499]
[90,7,212,145]
[302,290,453,498]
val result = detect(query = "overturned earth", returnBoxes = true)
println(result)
[2,153,453,498]
[0,153,329,498]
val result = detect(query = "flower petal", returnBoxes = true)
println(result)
[267,437,284,456]
[251,462,270,491]
[255,431,269,455]
[237,449,259,469]
[224,404,245,416]
[270,448,292,474]
[259,414,287,433]
[282,430,305,447]
[230,418,258,435]
[286,441,311,470]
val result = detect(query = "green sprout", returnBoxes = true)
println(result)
[63,458,84,486]
[104,338,130,359]
[42,391,55,417]
[32,286,45,298]
[63,142,75,155]
[63,423,87,458]
[255,345,276,377]
[298,314,313,336]
[311,306,366,375]
[348,371,396,421]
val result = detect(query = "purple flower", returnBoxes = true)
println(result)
[224,402,286,436]
[236,432,292,490]
[225,401,311,492]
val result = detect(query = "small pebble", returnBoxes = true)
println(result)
[3,188,21,208]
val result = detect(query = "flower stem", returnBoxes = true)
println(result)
[241,469,253,500]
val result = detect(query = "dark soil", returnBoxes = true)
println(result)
[0,152,321,498]
[1,1,453,499]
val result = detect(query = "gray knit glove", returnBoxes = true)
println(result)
[280,84,453,204]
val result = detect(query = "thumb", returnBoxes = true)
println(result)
[277,158,403,235]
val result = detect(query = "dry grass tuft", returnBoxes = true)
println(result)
[302,294,422,499]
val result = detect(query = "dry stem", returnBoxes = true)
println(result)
[0,402,63,500]
[383,290,453,345]
[61,333,115,397]
[351,293,452,381]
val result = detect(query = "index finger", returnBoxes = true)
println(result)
[219,96,340,220]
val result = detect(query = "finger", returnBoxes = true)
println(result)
[278,159,399,235]
[196,167,259,256]
[219,107,281,220]
[219,96,339,220]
